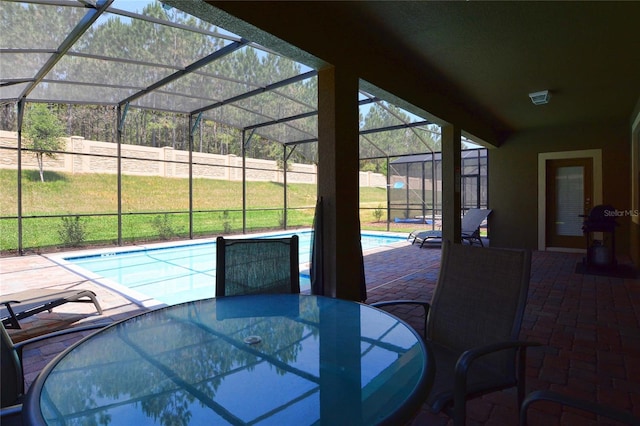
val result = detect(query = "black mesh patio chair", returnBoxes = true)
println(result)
[372,240,539,426]
[215,235,300,297]
[1,322,108,426]
[520,390,640,425]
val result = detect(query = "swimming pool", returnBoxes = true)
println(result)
[59,231,407,307]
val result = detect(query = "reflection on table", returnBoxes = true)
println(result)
[25,294,432,425]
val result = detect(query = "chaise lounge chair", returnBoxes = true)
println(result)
[0,289,103,329]
[408,208,492,248]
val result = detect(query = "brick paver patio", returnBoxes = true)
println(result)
[2,241,638,425]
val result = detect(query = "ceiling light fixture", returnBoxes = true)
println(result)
[529,90,550,105]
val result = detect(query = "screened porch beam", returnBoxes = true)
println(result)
[119,39,250,107]
[191,70,317,115]
[359,120,431,136]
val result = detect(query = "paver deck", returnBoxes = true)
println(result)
[1,241,638,425]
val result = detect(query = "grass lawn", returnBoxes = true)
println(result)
[0,170,389,253]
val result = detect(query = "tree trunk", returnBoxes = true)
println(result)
[37,153,45,182]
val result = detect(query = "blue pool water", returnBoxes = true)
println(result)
[63,231,406,306]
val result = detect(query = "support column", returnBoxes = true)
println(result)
[17,99,24,255]
[116,104,124,246]
[317,66,363,300]
[441,124,462,243]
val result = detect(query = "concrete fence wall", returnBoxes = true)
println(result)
[0,131,387,187]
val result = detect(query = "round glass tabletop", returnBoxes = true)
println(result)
[25,294,432,425]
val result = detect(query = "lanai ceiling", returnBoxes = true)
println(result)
[195,1,640,143]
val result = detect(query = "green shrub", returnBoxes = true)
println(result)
[373,204,384,222]
[151,214,177,240]
[222,210,232,234]
[58,216,86,247]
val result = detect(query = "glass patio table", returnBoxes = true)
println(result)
[24,294,433,426]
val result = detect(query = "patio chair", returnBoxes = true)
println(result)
[1,289,103,330]
[408,208,492,247]
[520,390,640,425]
[215,235,300,297]
[371,240,538,426]
[1,322,108,425]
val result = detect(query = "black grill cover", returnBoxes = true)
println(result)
[582,204,618,233]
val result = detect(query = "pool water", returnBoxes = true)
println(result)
[63,231,407,306]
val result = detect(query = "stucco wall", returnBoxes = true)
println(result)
[489,121,632,256]
[0,131,387,188]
